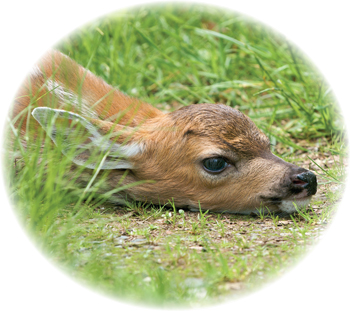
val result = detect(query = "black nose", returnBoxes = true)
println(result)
[295,171,317,195]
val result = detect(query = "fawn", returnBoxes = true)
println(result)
[11,50,317,214]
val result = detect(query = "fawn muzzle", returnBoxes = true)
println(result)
[293,171,317,196]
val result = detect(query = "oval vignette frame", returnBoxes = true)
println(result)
[0,1,349,311]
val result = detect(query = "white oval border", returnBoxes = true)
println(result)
[1,1,349,311]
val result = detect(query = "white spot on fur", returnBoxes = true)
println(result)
[279,197,311,213]
[46,80,98,119]
[116,142,142,158]
[30,65,42,78]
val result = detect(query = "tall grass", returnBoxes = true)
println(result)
[59,4,344,150]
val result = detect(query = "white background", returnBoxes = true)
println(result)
[0,1,349,310]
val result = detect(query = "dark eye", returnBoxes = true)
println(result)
[202,157,228,173]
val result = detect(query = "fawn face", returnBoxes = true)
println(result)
[124,104,317,214]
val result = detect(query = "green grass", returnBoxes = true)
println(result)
[6,3,346,308]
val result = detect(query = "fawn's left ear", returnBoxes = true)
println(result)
[32,107,141,170]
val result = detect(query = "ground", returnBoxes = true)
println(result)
[46,142,343,307]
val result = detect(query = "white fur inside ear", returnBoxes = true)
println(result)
[32,107,141,170]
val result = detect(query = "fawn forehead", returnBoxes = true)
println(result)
[170,104,270,156]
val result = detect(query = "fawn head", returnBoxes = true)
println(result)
[32,103,317,214]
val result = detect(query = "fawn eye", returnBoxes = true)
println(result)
[202,157,228,173]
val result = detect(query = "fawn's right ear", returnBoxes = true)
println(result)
[32,107,141,170]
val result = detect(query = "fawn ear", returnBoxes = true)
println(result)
[32,107,141,170]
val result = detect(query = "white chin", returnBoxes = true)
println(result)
[279,197,312,213]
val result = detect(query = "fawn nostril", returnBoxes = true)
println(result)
[294,171,317,195]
